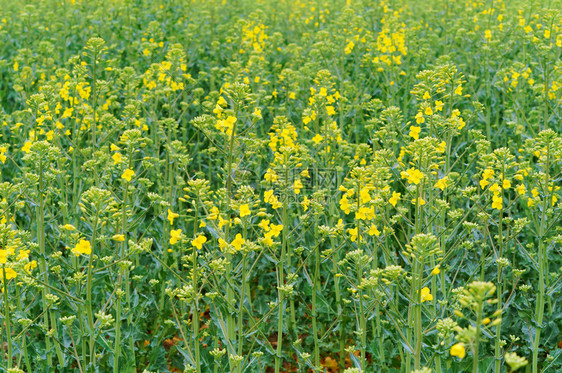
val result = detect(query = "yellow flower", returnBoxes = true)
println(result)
[420,287,433,302]
[312,134,323,144]
[389,192,401,207]
[450,343,466,359]
[17,250,30,260]
[301,196,310,210]
[122,169,135,182]
[0,250,8,264]
[24,260,37,274]
[112,234,125,242]
[192,235,207,250]
[231,234,245,251]
[218,238,228,251]
[424,106,433,116]
[348,227,359,242]
[258,219,270,231]
[326,106,336,116]
[170,229,182,245]
[415,112,425,124]
[409,126,421,140]
[293,179,303,195]
[22,141,32,153]
[368,225,380,236]
[239,204,251,217]
[269,224,283,237]
[434,177,448,191]
[431,266,440,275]
[492,194,503,210]
[112,153,122,165]
[401,168,424,184]
[1,267,17,280]
[168,209,180,225]
[454,85,463,96]
[64,224,76,231]
[71,239,92,257]
[516,184,526,195]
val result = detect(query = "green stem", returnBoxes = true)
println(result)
[3,267,12,369]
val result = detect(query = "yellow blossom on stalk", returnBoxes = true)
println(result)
[239,204,251,217]
[231,234,245,251]
[423,91,431,100]
[435,176,448,190]
[192,235,207,250]
[294,179,303,194]
[312,134,323,144]
[64,224,76,231]
[258,219,270,231]
[420,287,433,302]
[502,179,511,189]
[344,40,355,54]
[415,112,425,124]
[455,85,463,95]
[112,234,125,242]
[340,194,351,214]
[269,224,283,237]
[301,196,310,210]
[389,192,401,207]
[71,239,91,257]
[24,261,37,273]
[22,141,32,153]
[480,168,494,188]
[492,194,503,210]
[122,169,135,182]
[368,225,380,236]
[431,266,440,275]
[170,229,182,245]
[17,250,30,260]
[360,187,371,204]
[62,107,73,118]
[264,189,282,209]
[409,125,421,140]
[207,206,219,220]
[401,168,424,184]
[0,250,7,264]
[264,168,278,182]
[1,267,17,280]
[112,153,122,165]
[167,209,179,225]
[218,238,227,251]
[424,106,433,116]
[516,184,526,195]
[450,343,466,359]
[434,100,444,112]
[326,106,336,116]
[348,227,359,242]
